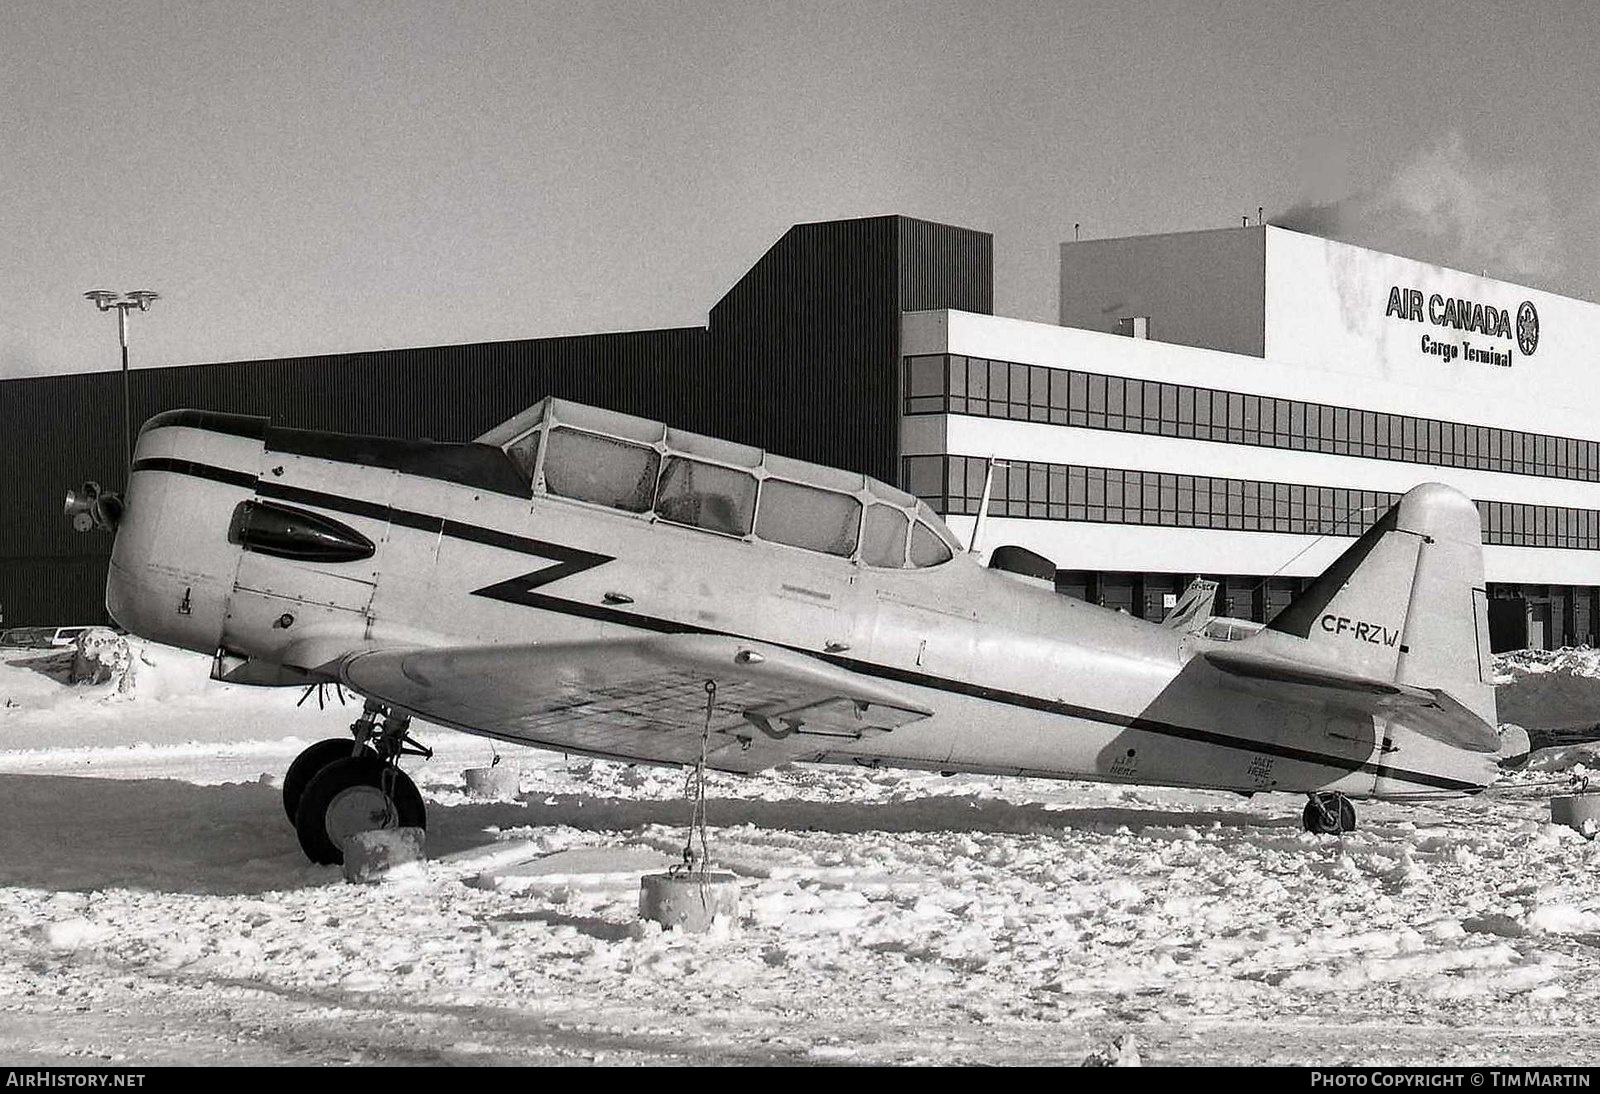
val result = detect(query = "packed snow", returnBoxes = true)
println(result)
[2,638,1600,1065]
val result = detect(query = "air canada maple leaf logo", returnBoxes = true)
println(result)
[1516,301,1539,357]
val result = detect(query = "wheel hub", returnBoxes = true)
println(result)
[324,784,395,847]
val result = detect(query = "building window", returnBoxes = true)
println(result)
[902,353,1600,486]
[904,356,946,414]
[903,453,1600,553]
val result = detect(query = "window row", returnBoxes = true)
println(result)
[904,354,1600,483]
[511,425,954,567]
[902,455,1600,551]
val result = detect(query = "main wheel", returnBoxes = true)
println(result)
[282,738,368,822]
[1302,792,1357,835]
[294,756,426,865]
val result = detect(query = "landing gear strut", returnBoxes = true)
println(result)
[287,700,432,865]
[1302,791,1356,835]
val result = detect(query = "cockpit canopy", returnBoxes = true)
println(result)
[477,398,963,568]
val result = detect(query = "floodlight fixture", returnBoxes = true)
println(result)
[83,289,161,480]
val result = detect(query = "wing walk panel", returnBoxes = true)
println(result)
[340,634,933,773]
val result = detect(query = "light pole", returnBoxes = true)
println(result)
[84,289,159,481]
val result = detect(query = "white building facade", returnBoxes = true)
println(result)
[899,225,1600,649]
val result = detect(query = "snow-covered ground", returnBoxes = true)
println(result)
[2,640,1600,1065]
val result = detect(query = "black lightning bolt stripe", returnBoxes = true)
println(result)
[133,458,615,583]
[252,482,615,586]
[468,547,619,608]
[257,482,393,524]
[470,588,705,632]
[135,457,1486,794]
[815,651,1482,792]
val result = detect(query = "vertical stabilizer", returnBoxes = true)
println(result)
[1390,485,1496,724]
[1266,483,1495,724]
[1162,578,1220,633]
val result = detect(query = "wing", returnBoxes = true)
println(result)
[1200,649,1500,753]
[339,633,933,772]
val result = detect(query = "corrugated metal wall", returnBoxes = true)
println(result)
[1,327,710,625]
[708,217,902,481]
[898,216,994,314]
[707,215,992,484]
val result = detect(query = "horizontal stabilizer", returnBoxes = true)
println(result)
[1202,649,1438,703]
[1201,649,1501,753]
[1420,690,1507,753]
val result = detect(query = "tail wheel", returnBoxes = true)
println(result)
[282,738,369,822]
[1302,792,1357,835]
[294,755,426,865]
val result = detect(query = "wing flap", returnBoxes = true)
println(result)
[341,634,932,772]
[744,695,927,742]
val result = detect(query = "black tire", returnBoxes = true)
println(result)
[282,738,367,823]
[294,756,426,865]
[1302,793,1357,835]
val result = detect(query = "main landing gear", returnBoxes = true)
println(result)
[284,699,432,865]
[1302,791,1357,835]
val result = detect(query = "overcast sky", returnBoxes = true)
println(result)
[4,0,1597,377]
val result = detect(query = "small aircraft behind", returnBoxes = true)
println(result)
[80,397,1524,863]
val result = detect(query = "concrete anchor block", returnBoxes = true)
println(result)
[1551,793,1600,837]
[639,871,740,932]
[1081,1033,1141,1067]
[71,628,135,690]
[343,826,427,883]
[463,765,521,800]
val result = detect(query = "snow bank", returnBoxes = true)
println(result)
[1496,647,1600,678]
[1,639,1598,1063]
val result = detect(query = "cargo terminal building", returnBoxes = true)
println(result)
[3,215,1597,650]
[906,224,1600,650]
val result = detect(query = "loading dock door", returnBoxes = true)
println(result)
[1487,598,1529,653]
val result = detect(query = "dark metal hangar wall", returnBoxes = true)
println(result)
[0,216,994,625]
